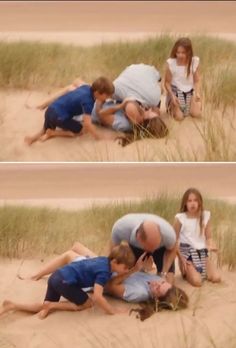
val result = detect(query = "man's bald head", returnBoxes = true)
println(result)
[136,220,161,252]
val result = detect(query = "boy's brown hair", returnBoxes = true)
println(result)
[108,241,135,269]
[91,76,115,95]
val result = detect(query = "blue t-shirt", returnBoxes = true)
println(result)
[59,256,112,287]
[50,84,94,121]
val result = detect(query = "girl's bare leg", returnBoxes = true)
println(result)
[171,104,184,121]
[18,250,79,281]
[206,258,221,283]
[185,262,202,287]
[0,300,43,315]
[38,298,93,319]
[190,96,202,118]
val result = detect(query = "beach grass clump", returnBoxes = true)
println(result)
[0,195,235,270]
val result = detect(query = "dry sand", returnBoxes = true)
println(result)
[1,90,236,162]
[0,258,236,348]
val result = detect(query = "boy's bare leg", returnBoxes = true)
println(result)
[18,250,80,281]
[38,298,93,319]
[24,128,45,146]
[0,300,43,315]
[39,128,76,142]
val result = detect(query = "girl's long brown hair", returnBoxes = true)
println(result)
[129,286,189,321]
[180,188,204,234]
[170,37,194,77]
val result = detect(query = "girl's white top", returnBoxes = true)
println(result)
[175,210,210,249]
[167,56,200,92]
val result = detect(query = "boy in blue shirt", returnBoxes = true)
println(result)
[0,243,137,318]
[24,77,114,145]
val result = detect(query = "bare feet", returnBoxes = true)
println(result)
[0,300,15,315]
[39,129,54,142]
[24,136,35,146]
[38,303,51,319]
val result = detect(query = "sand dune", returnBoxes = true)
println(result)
[0,259,235,348]
[1,90,235,162]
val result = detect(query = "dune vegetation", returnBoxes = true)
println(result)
[0,194,235,270]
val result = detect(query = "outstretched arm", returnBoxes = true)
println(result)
[27,77,88,110]
[106,252,147,286]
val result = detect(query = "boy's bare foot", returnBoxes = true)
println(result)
[0,300,15,315]
[24,136,35,146]
[39,129,54,142]
[38,303,51,319]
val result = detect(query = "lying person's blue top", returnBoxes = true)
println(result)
[122,272,162,302]
[50,84,94,122]
[59,256,112,287]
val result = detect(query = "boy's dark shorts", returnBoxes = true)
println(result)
[44,107,82,133]
[44,270,88,305]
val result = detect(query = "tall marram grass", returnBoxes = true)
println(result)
[0,195,235,270]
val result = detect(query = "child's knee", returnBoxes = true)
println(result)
[209,274,221,283]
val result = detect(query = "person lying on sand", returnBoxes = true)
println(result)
[0,243,140,319]
[24,76,114,145]
[13,242,188,319]
[84,63,165,141]
[84,96,168,143]
[25,64,167,144]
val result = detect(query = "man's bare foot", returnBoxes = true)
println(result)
[0,300,15,315]
[38,303,51,319]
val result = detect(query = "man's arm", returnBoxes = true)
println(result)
[161,220,179,274]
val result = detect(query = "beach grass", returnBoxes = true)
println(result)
[0,195,235,270]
